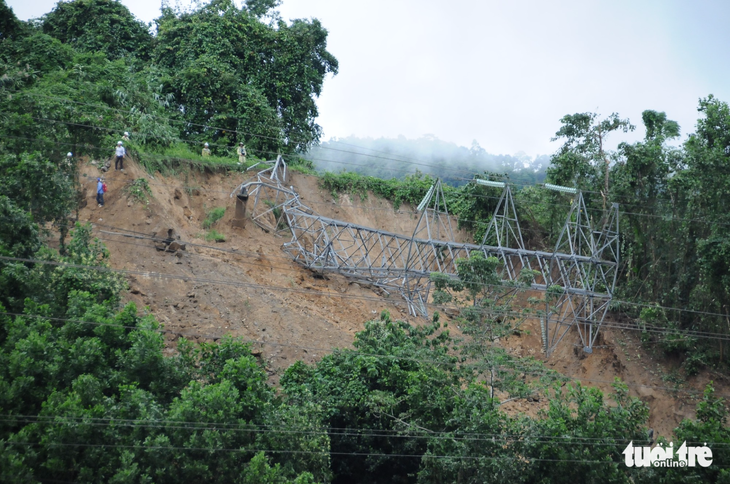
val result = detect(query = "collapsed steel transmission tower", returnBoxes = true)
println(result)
[232,160,619,356]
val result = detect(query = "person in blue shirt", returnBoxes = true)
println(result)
[97,178,105,207]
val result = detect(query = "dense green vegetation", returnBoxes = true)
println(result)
[0,0,336,167]
[2,0,730,482]
[320,104,730,377]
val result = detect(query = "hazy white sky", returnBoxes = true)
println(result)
[8,0,730,157]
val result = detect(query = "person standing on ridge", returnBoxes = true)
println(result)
[96,177,105,207]
[202,142,211,157]
[122,131,130,141]
[237,142,247,164]
[115,141,126,171]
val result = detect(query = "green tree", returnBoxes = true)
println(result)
[611,110,683,308]
[41,0,153,60]
[548,112,634,208]
[154,0,338,154]
[0,0,24,42]
[430,253,558,402]
[519,380,649,484]
[282,312,461,484]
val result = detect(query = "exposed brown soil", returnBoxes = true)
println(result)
[75,158,729,440]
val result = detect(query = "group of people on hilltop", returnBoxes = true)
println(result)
[92,133,249,209]
[201,141,247,164]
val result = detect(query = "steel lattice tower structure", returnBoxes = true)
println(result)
[232,160,619,356]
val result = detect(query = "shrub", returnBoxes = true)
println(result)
[205,229,225,242]
[203,207,226,229]
[126,178,150,204]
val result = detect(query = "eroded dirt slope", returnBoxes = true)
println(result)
[76,159,728,438]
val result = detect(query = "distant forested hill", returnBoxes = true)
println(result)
[304,135,548,186]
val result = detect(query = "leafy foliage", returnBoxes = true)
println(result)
[2,1,730,481]
[205,229,226,242]
[203,207,226,229]
[126,178,151,204]
[41,0,153,60]
[153,0,337,154]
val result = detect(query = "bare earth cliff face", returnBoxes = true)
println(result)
[75,159,726,440]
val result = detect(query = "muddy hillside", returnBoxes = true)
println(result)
[76,159,728,440]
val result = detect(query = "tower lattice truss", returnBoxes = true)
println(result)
[232,159,619,356]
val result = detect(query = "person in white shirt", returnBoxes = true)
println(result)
[115,141,126,171]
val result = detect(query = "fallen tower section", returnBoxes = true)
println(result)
[232,157,619,357]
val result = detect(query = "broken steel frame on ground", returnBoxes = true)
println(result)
[231,158,619,357]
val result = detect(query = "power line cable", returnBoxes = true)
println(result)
[5,440,668,464]
[2,309,727,401]
[2,222,727,334]
[11,93,718,211]
[9,128,726,231]
[6,415,726,452]
[85,223,730,325]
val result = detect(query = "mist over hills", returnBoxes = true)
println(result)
[304,135,549,186]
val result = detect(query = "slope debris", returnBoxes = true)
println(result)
[78,159,726,439]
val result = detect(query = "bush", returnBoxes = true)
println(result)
[203,207,226,229]
[205,229,225,242]
[126,178,150,204]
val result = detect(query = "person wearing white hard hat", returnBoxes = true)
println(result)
[202,142,211,157]
[115,141,126,171]
[122,131,130,141]
[61,152,73,171]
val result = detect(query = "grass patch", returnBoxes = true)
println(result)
[203,207,226,229]
[126,178,151,204]
[133,142,254,176]
[205,229,226,242]
[319,171,435,210]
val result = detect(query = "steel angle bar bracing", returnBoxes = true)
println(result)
[239,176,619,357]
[543,191,618,356]
[246,154,287,182]
[481,184,525,251]
[231,179,299,234]
[412,179,455,243]
[404,179,455,315]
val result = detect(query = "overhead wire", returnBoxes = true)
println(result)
[7,105,730,366]
[1,303,724,400]
[4,50,727,472]
[6,126,726,231]
[17,91,498,178]
[5,414,728,453]
[4,215,728,334]
[0,415,648,447]
[3,137,722,263]
[9,92,711,199]
[4,439,674,465]
[87,222,730,325]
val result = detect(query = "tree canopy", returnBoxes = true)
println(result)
[0,0,338,160]
[2,0,730,481]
